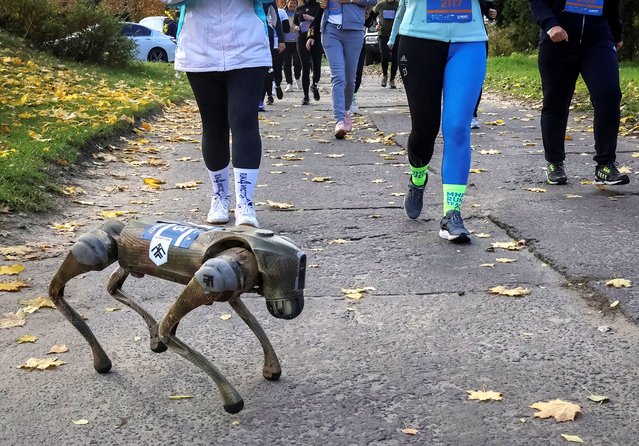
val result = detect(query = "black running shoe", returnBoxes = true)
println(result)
[266,95,274,106]
[546,162,567,185]
[302,97,310,105]
[439,210,471,244]
[311,84,320,101]
[404,179,426,219]
[275,85,283,100]
[594,162,630,185]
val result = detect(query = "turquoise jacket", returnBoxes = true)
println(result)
[389,0,488,45]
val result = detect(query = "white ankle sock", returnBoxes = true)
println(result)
[208,166,229,200]
[233,167,259,206]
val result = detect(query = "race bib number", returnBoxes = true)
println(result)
[427,0,472,23]
[565,0,604,16]
[382,9,396,20]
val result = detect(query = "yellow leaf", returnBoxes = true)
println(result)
[609,300,619,308]
[16,334,38,343]
[605,278,631,288]
[72,419,89,425]
[168,395,193,400]
[586,394,608,403]
[530,399,581,422]
[525,188,547,193]
[401,428,418,435]
[20,296,55,313]
[0,309,26,329]
[267,200,294,210]
[489,240,526,251]
[469,168,488,174]
[311,176,332,182]
[329,239,349,245]
[467,390,503,401]
[475,233,491,238]
[345,292,363,300]
[480,263,495,268]
[48,344,69,354]
[105,307,120,312]
[49,221,84,232]
[143,177,165,189]
[175,181,200,189]
[488,286,530,297]
[564,135,574,141]
[0,264,25,275]
[618,166,632,174]
[220,314,232,321]
[18,357,66,370]
[99,210,134,219]
[496,258,517,263]
[479,149,502,155]
[0,279,30,292]
[231,419,240,426]
[560,434,584,443]
[485,119,505,126]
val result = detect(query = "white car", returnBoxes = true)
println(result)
[121,22,176,62]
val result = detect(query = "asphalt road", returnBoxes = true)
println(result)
[1,70,638,445]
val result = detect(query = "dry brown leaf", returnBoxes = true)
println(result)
[105,307,120,312]
[488,286,530,297]
[311,177,332,182]
[16,334,38,343]
[370,179,386,183]
[530,399,581,422]
[0,279,30,292]
[0,264,25,275]
[175,181,200,189]
[328,239,349,245]
[496,258,517,263]
[560,434,584,443]
[18,357,66,370]
[525,188,547,193]
[489,240,527,251]
[467,390,503,401]
[0,309,26,329]
[48,344,69,354]
[469,168,488,174]
[220,314,232,321]
[485,119,505,126]
[480,263,495,268]
[168,395,193,400]
[479,149,502,155]
[475,233,491,238]
[326,154,345,158]
[564,194,582,199]
[605,278,632,288]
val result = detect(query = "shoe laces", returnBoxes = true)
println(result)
[211,195,229,211]
[600,162,620,175]
[447,210,464,226]
[548,162,564,172]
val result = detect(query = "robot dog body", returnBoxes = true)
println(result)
[49,219,306,413]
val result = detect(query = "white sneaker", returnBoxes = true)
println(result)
[207,195,229,224]
[235,202,259,228]
[470,117,480,129]
[350,95,358,114]
[295,79,302,90]
[285,83,293,92]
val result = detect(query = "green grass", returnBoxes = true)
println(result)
[0,31,192,212]
[485,52,639,117]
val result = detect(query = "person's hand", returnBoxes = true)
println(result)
[488,8,497,19]
[302,13,314,21]
[547,26,569,43]
[616,41,624,51]
[306,38,314,51]
[278,42,286,53]
[319,0,328,8]
[388,43,393,51]
[376,24,382,32]
[294,25,300,32]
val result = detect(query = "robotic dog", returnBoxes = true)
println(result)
[48,220,306,413]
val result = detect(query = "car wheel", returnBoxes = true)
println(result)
[147,47,168,62]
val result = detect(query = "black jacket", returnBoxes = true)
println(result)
[528,0,622,44]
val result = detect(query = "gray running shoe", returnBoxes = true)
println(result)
[546,162,567,185]
[439,210,471,244]
[404,180,425,219]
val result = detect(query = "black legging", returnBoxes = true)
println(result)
[282,41,302,84]
[297,32,323,99]
[538,38,621,164]
[354,42,365,93]
[187,68,266,171]
[378,35,398,81]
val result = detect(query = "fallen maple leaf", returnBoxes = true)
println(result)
[220,314,232,321]
[0,309,26,329]
[49,221,86,232]
[175,181,200,189]
[16,334,38,343]
[0,279,30,292]
[0,264,25,275]
[18,357,66,370]
[488,286,530,297]
[480,263,495,268]
[20,296,55,313]
[605,278,631,288]
[475,233,491,238]
[560,434,584,443]
[328,239,349,245]
[401,428,418,435]
[530,399,581,422]
[496,258,517,263]
[311,177,332,182]
[469,168,488,174]
[467,390,503,401]
[489,240,527,251]
[143,177,165,189]
[267,200,294,210]
[485,119,505,126]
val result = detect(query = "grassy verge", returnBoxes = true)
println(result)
[0,31,192,212]
[484,52,639,119]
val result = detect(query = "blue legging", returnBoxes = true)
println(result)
[398,37,486,185]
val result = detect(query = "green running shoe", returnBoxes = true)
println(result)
[594,162,630,185]
[546,162,567,185]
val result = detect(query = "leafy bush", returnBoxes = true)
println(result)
[0,0,134,65]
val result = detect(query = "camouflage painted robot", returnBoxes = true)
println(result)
[48,219,306,414]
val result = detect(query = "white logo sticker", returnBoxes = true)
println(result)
[149,235,171,266]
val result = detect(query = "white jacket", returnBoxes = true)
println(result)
[175,0,272,72]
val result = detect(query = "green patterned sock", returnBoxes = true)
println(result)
[410,165,429,187]
[443,184,466,215]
